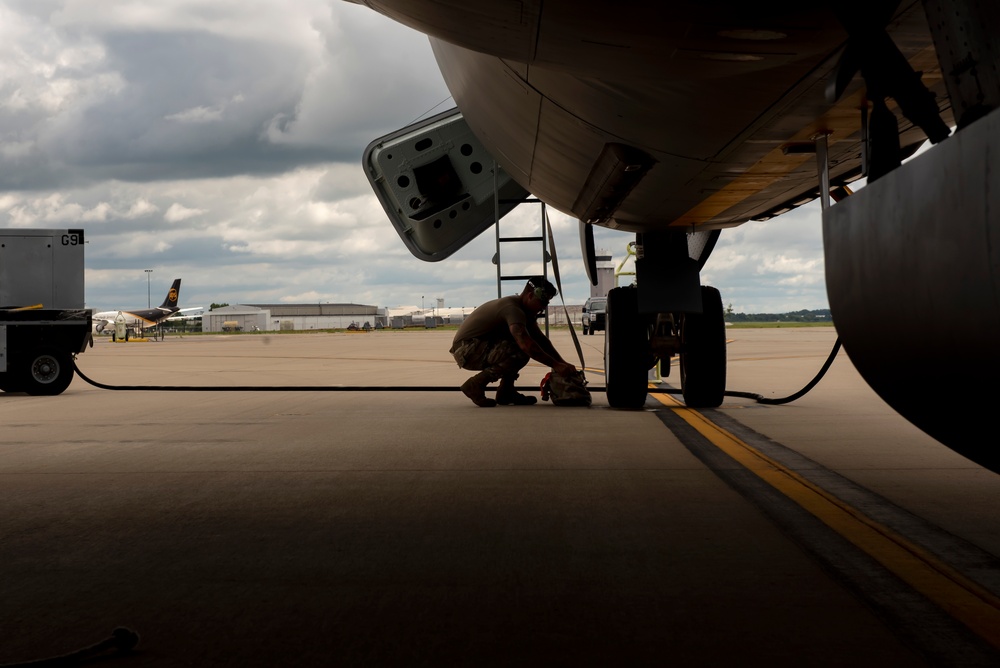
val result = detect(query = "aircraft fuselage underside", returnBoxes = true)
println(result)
[359,1,1000,472]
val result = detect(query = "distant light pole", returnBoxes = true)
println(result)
[145,269,152,307]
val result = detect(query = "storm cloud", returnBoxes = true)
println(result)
[0,0,832,314]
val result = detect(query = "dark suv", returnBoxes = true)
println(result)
[581,297,606,335]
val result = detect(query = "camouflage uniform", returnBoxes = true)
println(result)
[450,337,529,382]
[449,295,536,406]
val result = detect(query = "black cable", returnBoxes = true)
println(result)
[73,362,553,393]
[73,338,841,404]
[725,337,842,405]
[75,362,458,392]
[1,627,139,667]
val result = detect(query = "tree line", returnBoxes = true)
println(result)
[724,306,833,323]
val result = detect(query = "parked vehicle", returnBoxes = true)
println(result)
[0,229,91,395]
[581,297,606,335]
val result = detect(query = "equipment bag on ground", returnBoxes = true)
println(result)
[540,371,592,407]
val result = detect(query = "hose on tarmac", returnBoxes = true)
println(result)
[726,337,843,406]
[0,627,139,667]
[72,337,842,406]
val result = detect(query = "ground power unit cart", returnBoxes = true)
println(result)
[0,229,91,395]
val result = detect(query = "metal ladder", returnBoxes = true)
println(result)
[491,164,552,331]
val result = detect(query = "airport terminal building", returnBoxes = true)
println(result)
[203,303,383,333]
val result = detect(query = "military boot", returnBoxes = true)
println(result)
[461,371,497,407]
[496,374,537,406]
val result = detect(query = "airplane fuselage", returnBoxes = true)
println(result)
[361,0,946,232]
[91,279,183,334]
[356,0,1000,473]
[92,307,180,333]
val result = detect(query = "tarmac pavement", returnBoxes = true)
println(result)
[2,328,998,666]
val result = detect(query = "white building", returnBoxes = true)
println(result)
[203,303,382,332]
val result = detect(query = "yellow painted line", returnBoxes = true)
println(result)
[651,390,1000,650]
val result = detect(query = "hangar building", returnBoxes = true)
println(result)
[203,303,383,333]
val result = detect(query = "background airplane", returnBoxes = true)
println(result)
[91,278,194,335]
[386,305,475,326]
[356,2,1000,472]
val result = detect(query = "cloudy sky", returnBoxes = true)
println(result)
[1,0,835,314]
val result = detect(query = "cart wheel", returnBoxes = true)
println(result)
[0,371,23,393]
[21,349,74,396]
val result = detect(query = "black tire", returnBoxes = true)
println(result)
[605,286,648,408]
[680,286,726,407]
[0,372,22,393]
[582,323,589,335]
[21,349,74,396]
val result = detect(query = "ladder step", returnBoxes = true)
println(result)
[494,197,548,306]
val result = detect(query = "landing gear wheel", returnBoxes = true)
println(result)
[605,286,648,408]
[680,286,726,407]
[22,349,73,396]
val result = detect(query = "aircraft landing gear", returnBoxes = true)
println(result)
[604,286,650,408]
[680,286,727,407]
[604,284,727,409]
